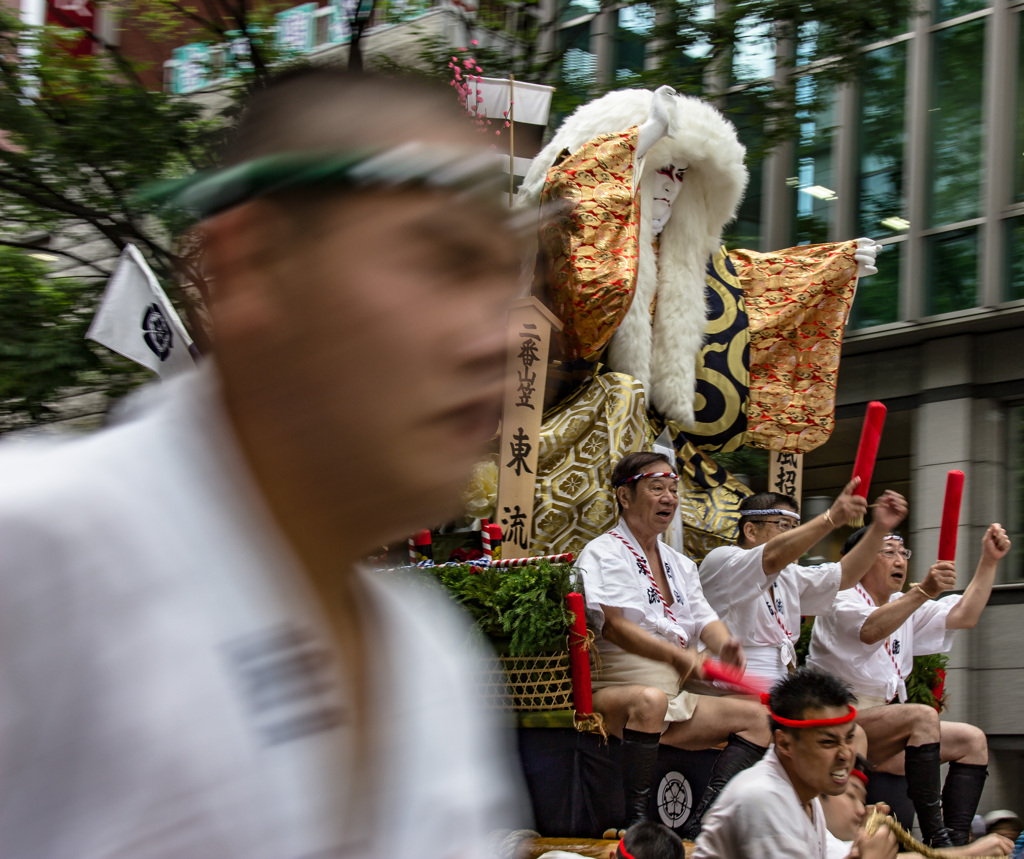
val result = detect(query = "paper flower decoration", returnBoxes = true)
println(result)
[462,459,498,520]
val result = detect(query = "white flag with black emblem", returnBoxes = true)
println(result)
[87,244,197,377]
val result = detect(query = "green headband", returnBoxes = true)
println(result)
[138,142,507,222]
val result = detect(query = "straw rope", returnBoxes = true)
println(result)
[573,711,608,740]
[570,626,602,674]
[862,809,1005,858]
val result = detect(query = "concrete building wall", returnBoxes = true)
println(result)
[801,316,1024,810]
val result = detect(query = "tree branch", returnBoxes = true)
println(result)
[0,238,113,277]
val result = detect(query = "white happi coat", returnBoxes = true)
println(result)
[699,543,842,679]
[808,585,960,702]
[692,746,829,859]
[576,520,719,654]
[0,369,525,859]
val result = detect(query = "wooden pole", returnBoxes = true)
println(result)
[495,297,562,558]
[508,73,515,207]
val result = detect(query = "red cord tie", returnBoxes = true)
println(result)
[760,695,857,727]
[618,838,637,859]
[850,768,868,785]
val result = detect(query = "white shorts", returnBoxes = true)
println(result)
[592,648,701,727]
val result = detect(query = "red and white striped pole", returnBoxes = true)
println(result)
[409,529,432,564]
[490,552,574,568]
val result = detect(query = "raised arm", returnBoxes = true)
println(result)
[838,491,908,589]
[760,477,867,576]
[945,523,1011,630]
[859,562,956,644]
[636,85,676,160]
[600,603,702,678]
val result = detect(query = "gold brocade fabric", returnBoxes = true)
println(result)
[531,373,651,557]
[539,129,640,362]
[729,241,859,453]
[647,418,753,562]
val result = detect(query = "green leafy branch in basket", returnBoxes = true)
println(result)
[905,652,949,711]
[429,560,578,656]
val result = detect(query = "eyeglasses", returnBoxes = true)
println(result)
[879,548,912,560]
[753,519,796,532]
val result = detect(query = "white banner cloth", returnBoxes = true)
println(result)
[87,244,196,377]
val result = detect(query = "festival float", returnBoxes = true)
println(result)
[401,70,886,846]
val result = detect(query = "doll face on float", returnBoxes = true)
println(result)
[651,163,688,226]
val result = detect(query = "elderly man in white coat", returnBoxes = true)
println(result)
[576,451,770,836]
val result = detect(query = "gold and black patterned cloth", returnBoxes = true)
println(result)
[530,373,651,557]
[527,123,860,546]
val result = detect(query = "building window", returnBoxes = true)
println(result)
[558,14,597,103]
[926,227,978,314]
[851,242,901,327]
[1006,216,1024,302]
[724,94,767,250]
[1014,12,1024,205]
[935,0,989,24]
[793,75,836,245]
[928,19,986,229]
[731,15,774,84]
[1008,403,1024,582]
[615,3,653,83]
[858,42,908,241]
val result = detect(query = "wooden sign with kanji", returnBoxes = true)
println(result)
[768,450,803,506]
[495,297,562,558]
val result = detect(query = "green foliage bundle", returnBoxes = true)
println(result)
[429,560,578,656]
[905,652,949,711]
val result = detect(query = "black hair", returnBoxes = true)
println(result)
[222,67,466,167]
[611,451,675,514]
[736,491,799,547]
[766,666,855,734]
[617,821,685,859]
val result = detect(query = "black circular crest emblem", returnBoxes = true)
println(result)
[141,302,173,361]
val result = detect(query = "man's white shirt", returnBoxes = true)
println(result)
[808,585,959,702]
[0,369,525,859]
[576,520,719,652]
[699,544,842,679]
[692,745,828,859]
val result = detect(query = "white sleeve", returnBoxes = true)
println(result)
[912,595,961,655]
[807,592,880,675]
[575,537,648,632]
[702,789,821,859]
[370,576,532,857]
[794,562,843,616]
[825,831,853,859]
[699,545,775,615]
[674,553,721,642]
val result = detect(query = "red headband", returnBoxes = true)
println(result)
[850,769,868,785]
[618,839,636,859]
[761,694,857,727]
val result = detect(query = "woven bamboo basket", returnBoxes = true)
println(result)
[479,651,574,711]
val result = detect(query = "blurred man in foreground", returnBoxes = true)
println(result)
[0,69,526,858]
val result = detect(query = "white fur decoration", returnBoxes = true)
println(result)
[517,89,748,426]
